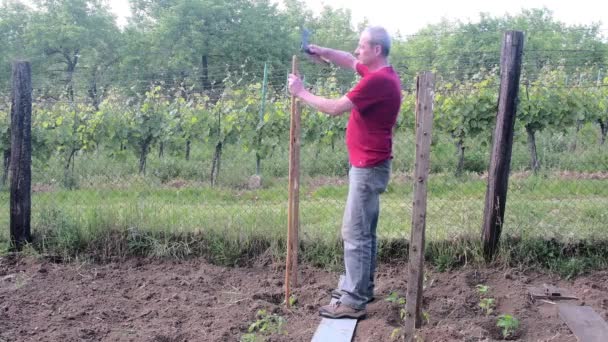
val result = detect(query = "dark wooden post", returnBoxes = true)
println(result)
[481,31,524,260]
[285,55,300,306]
[10,61,33,251]
[405,72,435,341]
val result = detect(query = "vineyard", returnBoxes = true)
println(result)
[0,71,607,263]
[0,67,606,186]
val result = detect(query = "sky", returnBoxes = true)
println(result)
[108,0,607,35]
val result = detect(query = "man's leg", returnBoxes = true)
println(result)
[367,160,391,298]
[319,165,372,319]
[338,165,373,310]
[368,210,379,299]
[339,161,391,310]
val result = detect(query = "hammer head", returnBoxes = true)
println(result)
[301,29,312,54]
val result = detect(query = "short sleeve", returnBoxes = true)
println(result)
[346,75,384,113]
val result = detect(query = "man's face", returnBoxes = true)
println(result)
[355,32,380,66]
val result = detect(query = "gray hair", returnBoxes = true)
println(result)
[364,26,391,57]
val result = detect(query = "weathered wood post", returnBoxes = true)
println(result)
[481,31,524,260]
[10,61,33,251]
[405,71,435,341]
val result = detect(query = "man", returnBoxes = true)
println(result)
[288,26,402,319]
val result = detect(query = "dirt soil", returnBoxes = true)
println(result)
[1,255,607,342]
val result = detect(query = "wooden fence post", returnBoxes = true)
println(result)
[9,61,33,251]
[405,71,435,341]
[481,31,524,260]
[285,55,301,306]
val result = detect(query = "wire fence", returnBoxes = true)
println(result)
[0,48,607,263]
[12,112,607,260]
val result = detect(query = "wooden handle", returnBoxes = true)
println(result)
[285,55,301,306]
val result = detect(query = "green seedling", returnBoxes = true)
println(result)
[390,328,402,340]
[386,292,407,320]
[479,297,495,315]
[497,314,520,339]
[386,291,406,305]
[386,291,407,321]
[288,295,297,307]
[241,309,287,341]
[280,294,297,307]
[476,284,490,296]
[422,311,430,325]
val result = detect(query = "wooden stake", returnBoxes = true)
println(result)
[481,31,524,260]
[405,72,435,341]
[10,61,32,251]
[285,55,301,306]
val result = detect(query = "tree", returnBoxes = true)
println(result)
[27,0,121,102]
[397,8,607,85]
[123,0,292,96]
[0,1,32,87]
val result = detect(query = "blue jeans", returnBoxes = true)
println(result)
[339,159,391,310]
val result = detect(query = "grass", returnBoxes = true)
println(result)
[1,172,607,276]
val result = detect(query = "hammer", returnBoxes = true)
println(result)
[301,29,330,65]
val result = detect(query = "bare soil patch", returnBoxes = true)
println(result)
[1,256,606,341]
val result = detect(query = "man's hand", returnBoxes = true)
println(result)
[307,44,327,56]
[306,44,329,65]
[288,74,305,97]
[287,74,354,116]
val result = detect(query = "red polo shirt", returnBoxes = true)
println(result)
[345,62,402,167]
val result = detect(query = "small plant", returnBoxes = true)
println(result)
[476,284,490,296]
[288,295,297,307]
[386,292,407,320]
[386,291,406,305]
[240,309,287,342]
[476,284,495,316]
[389,328,426,341]
[423,275,435,290]
[479,297,495,316]
[497,314,520,339]
[283,294,298,307]
[422,311,430,325]
[390,328,402,340]
[240,334,257,342]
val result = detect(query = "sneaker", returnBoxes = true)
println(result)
[331,289,375,304]
[319,301,366,319]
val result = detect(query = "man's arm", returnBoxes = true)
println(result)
[308,45,357,71]
[298,92,353,116]
[288,74,353,116]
